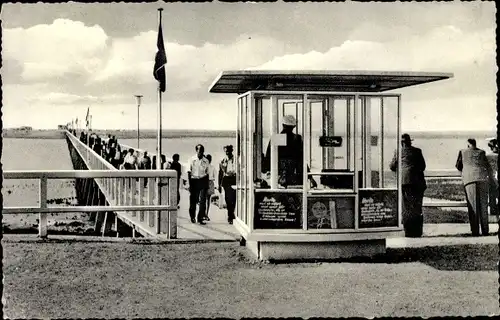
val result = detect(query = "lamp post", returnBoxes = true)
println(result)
[135,95,143,149]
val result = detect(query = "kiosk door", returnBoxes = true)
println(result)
[356,96,401,229]
[306,95,357,230]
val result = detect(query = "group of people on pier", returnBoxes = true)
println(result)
[73,130,237,225]
[186,144,237,225]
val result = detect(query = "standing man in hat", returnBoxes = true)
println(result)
[219,145,237,224]
[262,115,317,189]
[390,133,427,237]
[456,138,496,236]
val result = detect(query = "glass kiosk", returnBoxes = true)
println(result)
[210,70,453,260]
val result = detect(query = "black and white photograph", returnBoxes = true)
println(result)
[1,1,498,318]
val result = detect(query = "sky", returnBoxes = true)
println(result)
[1,1,497,132]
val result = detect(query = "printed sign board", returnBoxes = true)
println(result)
[307,197,355,229]
[358,189,398,228]
[254,192,302,229]
[319,136,343,147]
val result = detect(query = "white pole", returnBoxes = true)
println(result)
[135,95,143,149]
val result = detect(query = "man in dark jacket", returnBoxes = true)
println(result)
[262,115,317,189]
[390,133,427,237]
[456,138,495,236]
[169,154,182,207]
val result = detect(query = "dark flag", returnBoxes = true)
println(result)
[153,20,167,92]
[85,107,90,128]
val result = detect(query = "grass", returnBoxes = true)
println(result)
[2,240,498,318]
[425,179,467,201]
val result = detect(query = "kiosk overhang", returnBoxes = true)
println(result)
[209,70,453,94]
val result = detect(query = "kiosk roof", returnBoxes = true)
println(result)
[209,70,453,93]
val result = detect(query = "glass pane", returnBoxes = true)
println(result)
[308,95,355,191]
[382,97,399,188]
[369,97,381,188]
[307,196,355,229]
[258,97,271,187]
[242,95,248,224]
[261,95,305,189]
[245,94,251,225]
[236,97,242,220]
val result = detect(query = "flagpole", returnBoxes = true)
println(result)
[156,7,164,172]
[156,8,164,235]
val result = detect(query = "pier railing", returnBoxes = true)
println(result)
[3,170,177,238]
[65,131,178,238]
[424,170,467,208]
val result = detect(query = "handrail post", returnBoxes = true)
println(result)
[39,175,48,238]
[156,178,162,234]
[168,176,178,239]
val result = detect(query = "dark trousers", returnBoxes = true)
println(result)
[222,176,237,221]
[489,182,498,216]
[465,181,489,236]
[189,176,208,222]
[402,185,425,237]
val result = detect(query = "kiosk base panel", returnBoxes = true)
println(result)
[246,239,386,261]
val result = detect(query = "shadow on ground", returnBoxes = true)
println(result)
[267,243,499,272]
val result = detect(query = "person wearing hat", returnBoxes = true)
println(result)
[219,145,237,224]
[262,115,317,189]
[390,133,427,237]
[455,138,495,236]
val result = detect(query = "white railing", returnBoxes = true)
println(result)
[65,131,178,238]
[424,169,466,208]
[3,170,177,238]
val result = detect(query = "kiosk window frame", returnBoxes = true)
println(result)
[242,91,402,233]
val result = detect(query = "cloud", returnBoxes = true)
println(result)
[3,19,109,82]
[26,92,99,105]
[251,25,495,72]
[91,32,298,99]
[1,16,495,131]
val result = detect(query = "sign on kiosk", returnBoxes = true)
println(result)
[358,189,398,228]
[254,192,302,229]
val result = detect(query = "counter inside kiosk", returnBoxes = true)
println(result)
[209,70,453,260]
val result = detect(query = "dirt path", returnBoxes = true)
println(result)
[2,240,498,318]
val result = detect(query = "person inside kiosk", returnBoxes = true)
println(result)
[262,115,318,189]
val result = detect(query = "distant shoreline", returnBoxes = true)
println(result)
[2,128,495,140]
[2,129,236,139]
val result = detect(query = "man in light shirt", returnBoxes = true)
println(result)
[456,138,496,236]
[187,144,210,225]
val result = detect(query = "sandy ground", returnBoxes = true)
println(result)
[2,240,498,318]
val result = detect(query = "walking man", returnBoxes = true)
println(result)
[456,138,496,236]
[390,133,427,237]
[219,145,237,224]
[187,144,210,225]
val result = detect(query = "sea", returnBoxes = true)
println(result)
[2,133,493,228]
[2,134,495,172]
[117,134,494,171]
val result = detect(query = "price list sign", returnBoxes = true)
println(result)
[253,192,302,229]
[358,189,398,228]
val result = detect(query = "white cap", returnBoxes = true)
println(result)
[282,115,297,126]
